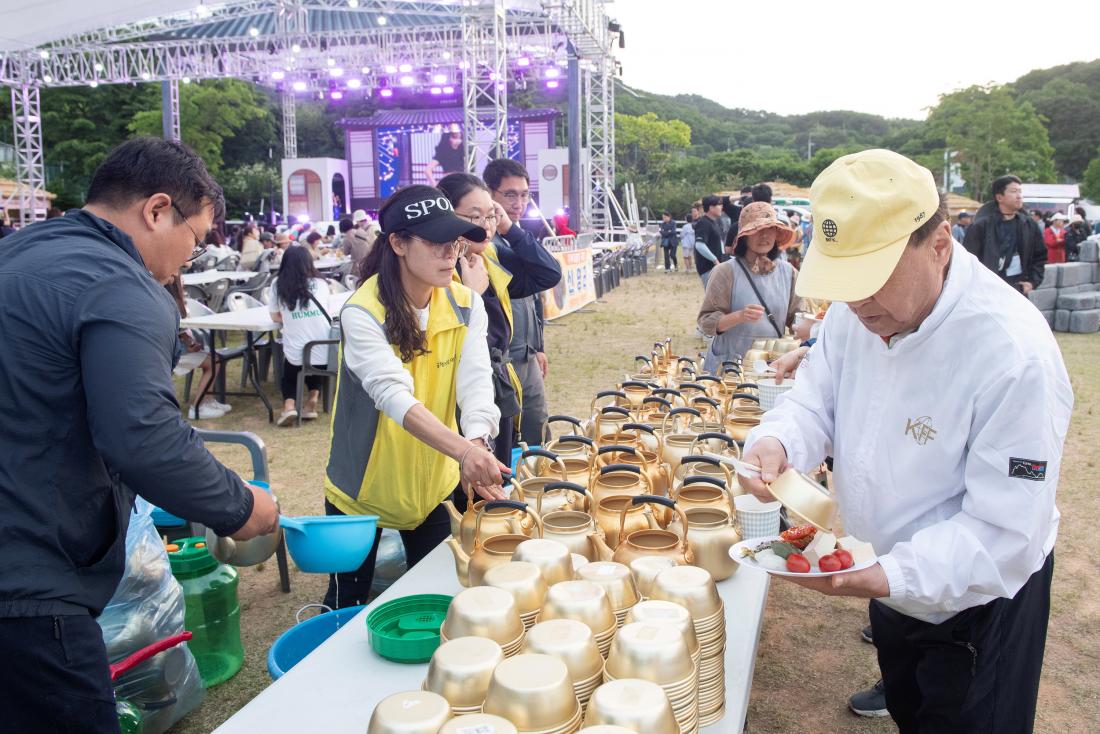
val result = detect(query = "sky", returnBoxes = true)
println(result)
[611,0,1100,120]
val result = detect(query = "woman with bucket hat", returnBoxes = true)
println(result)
[322,185,510,609]
[697,202,800,373]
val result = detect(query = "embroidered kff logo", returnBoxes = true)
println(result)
[904,416,937,445]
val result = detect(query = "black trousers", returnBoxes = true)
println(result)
[662,241,678,270]
[280,358,326,402]
[323,487,469,609]
[0,614,120,733]
[870,553,1054,734]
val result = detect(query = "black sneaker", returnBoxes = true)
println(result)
[848,679,889,718]
[861,625,873,644]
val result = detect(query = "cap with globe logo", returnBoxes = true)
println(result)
[797,149,941,302]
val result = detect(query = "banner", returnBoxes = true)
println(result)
[541,248,596,320]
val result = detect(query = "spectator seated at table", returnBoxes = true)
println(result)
[268,245,332,426]
[167,274,231,419]
[303,230,324,261]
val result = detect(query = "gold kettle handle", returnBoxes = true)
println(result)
[660,406,702,437]
[621,495,687,545]
[474,500,542,550]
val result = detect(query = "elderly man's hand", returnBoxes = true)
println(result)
[771,346,808,385]
[778,563,890,599]
[738,437,789,502]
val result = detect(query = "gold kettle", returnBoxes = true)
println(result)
[590,495,694,567]
[588,404,633,440]
[689,431,742,461]
[671,454,734,495]
[592,494,658,549]
[517,471,590,516]
[539,481,605,561]
[444,484,539,555]
[589,462,655,507]
[689,395,725,423]
[671,475,736,517]
[619,380,654,410]
[659,406,705,471]
[669,506,741,581]
[446,500,545,587]
[593,443,671,499]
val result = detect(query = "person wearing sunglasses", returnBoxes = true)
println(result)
[0,137,279,734]
[324,185,510,609]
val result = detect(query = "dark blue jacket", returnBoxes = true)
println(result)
[0,210,253,617]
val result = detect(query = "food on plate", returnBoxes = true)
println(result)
[836,536,876,566]
[801,531,838,567]
[778,524,817,550]
[785,554,811,574]
[768,541,798,560]
[817,554,842,572]
[832,549,854,570]
[752,548,789,572]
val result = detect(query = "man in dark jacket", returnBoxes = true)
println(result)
[659,211,679,272]
[694,194,726,287]
[0,138,279,733]
[963,175,1045,293]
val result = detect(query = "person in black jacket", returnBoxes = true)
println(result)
[659,211,679,272]
[0,138,279,733]
[694,195,726,287]
[963,175,1045,293]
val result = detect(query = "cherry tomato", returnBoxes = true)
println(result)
[833,549,854,570]
[786,554,811,573]
[818,554,842,572]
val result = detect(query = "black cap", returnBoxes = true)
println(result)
[958,211,971,218]
[379,185,487,244]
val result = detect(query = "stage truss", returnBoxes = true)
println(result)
[0,0,619,228]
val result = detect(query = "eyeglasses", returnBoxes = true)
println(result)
[456,211,499,228]
[171,202,206,261]
[417,237,468,259]
[493,189,530,203]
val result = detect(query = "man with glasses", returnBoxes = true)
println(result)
[0,137,278,733]
[963,175,1046,294]
[484,158,562,445]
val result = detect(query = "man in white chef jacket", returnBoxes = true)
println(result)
[741,149,1072,733]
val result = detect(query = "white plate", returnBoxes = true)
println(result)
[728,536,877,578]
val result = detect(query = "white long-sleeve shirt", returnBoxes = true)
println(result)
[340,290,500,441]
[746,242,1072,622]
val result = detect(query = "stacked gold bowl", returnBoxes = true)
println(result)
[538,580,618,658]
[483,561,548,631]
[647,565,726,726]
[583,679,679,734]
[573,562,639,628]
[423,636,505,716]
[524,619,606,708]
[628,556,678,599]
[481,653,583,734]
[440,586,527,658]
[439,713,518,734]
[602,623,698,734]
[366,690,453,734]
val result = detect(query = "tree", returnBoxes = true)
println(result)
[925,85,1055,201]
[1017,78,1100,179]
[220,162,281,219]
[615,112,691,180]
[1083,148,1100,202]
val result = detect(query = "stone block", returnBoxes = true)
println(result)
[1059,262,1092,287]
[1056,292,1097,310]
[1093,263,1100,284]
[1055,309,1071,332]
[1080,239,1100,263]
[1069,309,1100,333]
[1036,264,1060,289]
[1059,284,1094,295]
[1028,288,1058,310]
[1040,310,1055,328]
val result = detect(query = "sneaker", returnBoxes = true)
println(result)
[848,680,888,718]
[861,625,873,644]
[210,400,233,413]
[301,408,319,420]
[188,402,226,420]
[277,409,299,427]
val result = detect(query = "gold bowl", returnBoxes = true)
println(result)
[423,636,504,709]
[442,586,524,645]
[438,713,518,734]
[571,553,591,573]
[647,565,723,620]
[483,561,548,615]
[540,580,616,636]
[604,622,695,685]
[524,618,605,683]
[367,691,452,734]
[481,653,580,731]
[583,679,679,734]
[513,538,574,585]
[627,556,678,598]
[624,600,699,657]
[764,468,837,532]
[576,726,640,734]
[574,562,640,611]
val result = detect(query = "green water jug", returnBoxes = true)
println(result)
[167,537,243,687]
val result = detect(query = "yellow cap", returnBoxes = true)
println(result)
[797,149,940,302]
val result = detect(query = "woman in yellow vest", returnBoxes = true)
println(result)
[437,173,561,467]
[324,185,510,609]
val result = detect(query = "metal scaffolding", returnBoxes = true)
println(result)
[161,79,181,142]
[281,89,298,159]
[461,0,508,172]
[584,60,615,231]
[10,86,45,226]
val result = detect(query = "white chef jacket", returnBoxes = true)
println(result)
[746,242,1072,623]
[340,290,500,442]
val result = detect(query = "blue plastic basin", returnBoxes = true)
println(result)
[279,515,379,573]
[266,605,365,680]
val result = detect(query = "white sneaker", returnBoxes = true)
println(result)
[277,409,299,427]
[211,400,233,413]
[188,402,226,420]
[301,408,319,420]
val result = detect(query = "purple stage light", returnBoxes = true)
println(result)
[271,70,285,80]
[545,68,560,79]
[489,71,499,80]
[430,87,442,95]
[442,85,455,94]
[517,57,530,67]
[379,88,394,98]
[432,73,447,84]
[545,80,559,89]
[398,63,412,73]
[384,64,397,74]
[399,75,415,86]
[347,78,362,89]
[331,91,343,100]
[292,80,307,92]
[329,67,343,77]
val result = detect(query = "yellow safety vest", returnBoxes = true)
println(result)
[324,275,472,529]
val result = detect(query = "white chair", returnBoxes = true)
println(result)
[327,279,349,294]
[226,292,265,312]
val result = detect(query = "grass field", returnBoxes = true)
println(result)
[168,268,1100,733]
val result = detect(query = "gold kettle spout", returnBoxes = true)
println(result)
[442,499,463,540]
[588,532,614,562]
[444,535,471,587]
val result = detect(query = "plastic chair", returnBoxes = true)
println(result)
[295,338,339,426]
[227,272,271,303]
[182,298,250,404]
[214,253,240,272]
[226,292,277,387]
[205,278,232,314]
[327,279,349,294]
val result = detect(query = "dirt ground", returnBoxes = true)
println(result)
[168,268,1100,733]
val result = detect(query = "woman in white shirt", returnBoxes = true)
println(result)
[322,185,509,609]
[268,245,332,426]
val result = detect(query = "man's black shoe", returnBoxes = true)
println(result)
[848,679,889,718]
[861,624,873,644]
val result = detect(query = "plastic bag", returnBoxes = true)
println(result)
[97,497,205,734]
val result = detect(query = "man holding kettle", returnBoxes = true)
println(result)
[740,149,1072,733]
[0,138,278,732]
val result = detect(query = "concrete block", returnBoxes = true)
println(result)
[1055,309,1071,332]
[1059,284,1094,295]
[1037,264,1061,289]
[1029,288,1058,310]
[1040,310,1055,328]
[1069,309,1100,333]
[1080,239,1100,263]
[1056,292,1097,310]
[1093,263,1100,284]
[1059,262,1092,287]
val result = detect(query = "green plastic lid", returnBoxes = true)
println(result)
[167,536,219,578]
[367,594,452,663]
